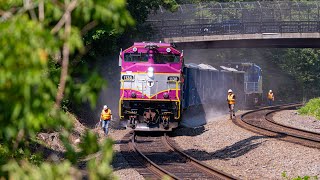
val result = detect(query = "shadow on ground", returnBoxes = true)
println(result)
[112,134,277,171]
[182,135,267,161]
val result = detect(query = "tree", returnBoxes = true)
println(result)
[0,0,133,178]
[281,49,320,99]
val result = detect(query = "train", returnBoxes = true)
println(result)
[222,62,263,107]
[118,42,262,131]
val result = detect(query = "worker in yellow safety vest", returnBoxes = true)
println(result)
[227,89,236,119]
[267,90,274,106]
[100,105,112,136]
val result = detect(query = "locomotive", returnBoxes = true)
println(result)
[222,62,263,107]
[118,42,183,131]
[118,42,250,131]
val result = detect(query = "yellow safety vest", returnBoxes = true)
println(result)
[101,109,112,120]
[268,92,274,100]
[227,94,236,105]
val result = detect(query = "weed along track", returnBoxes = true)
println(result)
[120,131,236,180]
[233,104,320,149]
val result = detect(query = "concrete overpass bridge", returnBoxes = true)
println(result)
[146,1,320,48]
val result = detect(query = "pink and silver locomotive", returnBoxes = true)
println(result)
[118,42,183,131]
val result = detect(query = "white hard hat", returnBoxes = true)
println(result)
[228,89,233,93]
[103,105,108,109]
[269,90,272,92]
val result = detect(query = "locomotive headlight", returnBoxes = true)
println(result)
[147,67,154,78]
[163,92,169,99]
[133,47,137,52]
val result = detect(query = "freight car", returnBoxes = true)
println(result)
[182,63,245,109]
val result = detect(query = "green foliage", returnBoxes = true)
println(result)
[2,160,78,180]
[282,171,318,180]
[85,0,179,56]
[298,98,320,120]
[1,129,116,179]
[87,138,116,180]
[282,49,320,90]
[78,131,100,156]
[269,48,320,100]
[0,14,67,141]
[0,0,133,179]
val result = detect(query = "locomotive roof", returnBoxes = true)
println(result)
[133,42,172,47]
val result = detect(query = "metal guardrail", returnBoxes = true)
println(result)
[148,21,320,38]
[146,1,320,39]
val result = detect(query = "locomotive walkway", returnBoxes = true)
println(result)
[146,1,320,48]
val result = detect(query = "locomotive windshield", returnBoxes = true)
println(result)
[153,53,180,64]
[124,53,148,62]
[246,66,261,82]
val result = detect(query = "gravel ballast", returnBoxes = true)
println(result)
[108,128,145,180]
[272,110,320,133]
[172,110,320,179]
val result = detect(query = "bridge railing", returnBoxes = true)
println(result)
[145,1,320,40]
[147,21,320,39]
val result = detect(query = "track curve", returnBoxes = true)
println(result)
[233,104,320,149]
[121,131,237,180]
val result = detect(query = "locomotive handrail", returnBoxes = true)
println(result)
[119,80,125,119]
[175,80,181,120]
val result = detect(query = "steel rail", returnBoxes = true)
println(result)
[233,103,320,149]
[131,132,236,179]
[129,133,179,179]
[251,104,320,143]
[265,105,320,137]
[163,134,238,180]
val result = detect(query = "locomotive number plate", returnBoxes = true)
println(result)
[167,76,179,81]
[122,75,134,81]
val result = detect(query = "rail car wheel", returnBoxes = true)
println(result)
[161,113,171,129]
[128,115,137,129]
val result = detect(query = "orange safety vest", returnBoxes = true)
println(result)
[227,93,236,105]
[268,92,274,100]
[101,109,112,120]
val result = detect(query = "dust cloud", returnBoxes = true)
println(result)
[181,105,227,128]
[75,54,121,128]
[180,47,302,127]
[183,48,302,104]
[95,55,121,124]
[80,47,301,128]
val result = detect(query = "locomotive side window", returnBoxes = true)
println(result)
[154,54,180,64]
[124,53,148,62]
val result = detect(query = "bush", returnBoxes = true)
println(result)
[298,98,320,120]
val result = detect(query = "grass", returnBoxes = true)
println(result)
[298,98,320,120]
[282,171,318,180]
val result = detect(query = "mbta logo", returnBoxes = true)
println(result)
[147,80,154,87]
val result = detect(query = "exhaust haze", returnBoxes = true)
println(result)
[77,47,301,129]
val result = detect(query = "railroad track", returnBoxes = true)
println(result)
[233,103,320,149]
[120,131,236,180]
